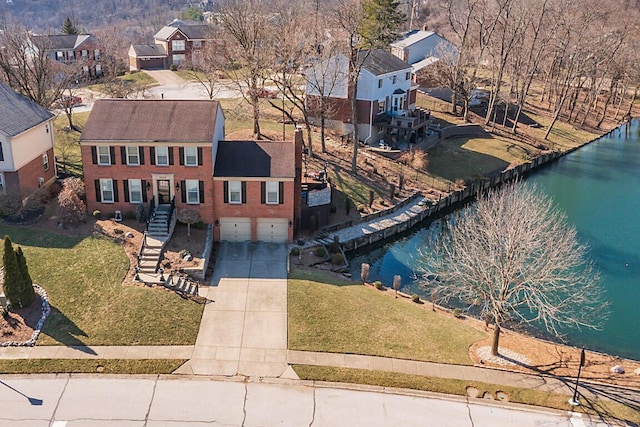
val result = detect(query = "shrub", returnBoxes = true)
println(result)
[113,228,124,235]
[193,221,206,230]
[331,253,344,265]
[411,294,420,303]
[58,182,86,224]
[374,281,384,290]
[3,237,35,308]
[290,247,300,256]
[314,246,327,258]
[169,64,178,71]
[453,308,463,318]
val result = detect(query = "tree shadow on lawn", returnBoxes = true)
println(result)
[427,137,510,182]
[0,224,85,250]
[40,305,97,355]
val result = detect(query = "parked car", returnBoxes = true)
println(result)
[246,88,279,99]
[57,95,83,108]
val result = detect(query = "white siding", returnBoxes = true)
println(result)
[305,54,349,99]
[0,120,54,172]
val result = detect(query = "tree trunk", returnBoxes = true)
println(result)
[491,323,501,356]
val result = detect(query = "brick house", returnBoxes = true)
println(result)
[80,99,303,243]
[0,82,56,196]
[79,99,225,224]
[212,130,302,242]
[33,34,104,79]
[306,49,429,147]
[129,20,212,70]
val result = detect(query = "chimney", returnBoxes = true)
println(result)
[293,127,303,235]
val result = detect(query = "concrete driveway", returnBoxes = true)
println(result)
[176,242,291,378]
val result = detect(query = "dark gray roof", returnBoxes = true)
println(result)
[154,24,211,41]
[214,141,295,178]
[360,49,411,76]
[33,34,93,50]
[130,44,167,57]
[0,83,53,137]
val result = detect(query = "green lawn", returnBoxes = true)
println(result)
[293,366,640,425]
[427,135,533,182]
[0,225,204,346]
[0,359,185,374]
[117,71,158,86]
[54,112,89,177]
[288,270,486,365]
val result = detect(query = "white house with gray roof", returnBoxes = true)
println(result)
[0,83,56,196]
[306,49,430,147]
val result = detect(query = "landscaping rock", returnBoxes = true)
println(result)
[610,365,625,374]
[125,232,134,238]
[183,254,193,261]
[634,367,640,376]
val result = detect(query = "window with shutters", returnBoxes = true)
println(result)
[186,180,199,204]
[97,146,111,165]
[156,146,169,166]
[266,181,279,204]
[100,179,114,203]
[229,181,241,204]
[185,146,197,166]
[129,179,142,203]
[127,146,140,165]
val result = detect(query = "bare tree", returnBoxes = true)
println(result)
[0,19,80,108]
[399,148,428,179]
[178,209,201,237]
[217,0,270,139]
[419,181,606,356]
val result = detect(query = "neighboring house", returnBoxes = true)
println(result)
[390,29,456,87]
[128,44,167,71]
[33,34,103,79]
[212,130,303,243]
[79,99,225,225]
[0,82,56,196]
[129,20,212,70]
[306,49,430,147]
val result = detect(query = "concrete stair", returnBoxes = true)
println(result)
[147,204,172,238]
[163,273,199,297]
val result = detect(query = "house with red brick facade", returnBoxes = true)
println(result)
[129,20,212,71]
[212,131,302,243]
[80,98,302,243]
[33,34,104,79]
[0,83,56,197]
[306,49,430,147]
[79,99,225,226]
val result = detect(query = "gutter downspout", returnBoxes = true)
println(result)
[363,100,375,146]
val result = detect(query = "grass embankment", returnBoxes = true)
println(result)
[293,366,640,425]
[0,359,186,375]
[288,270,485,365]
[0,225,204,347]
[54,112,89,176]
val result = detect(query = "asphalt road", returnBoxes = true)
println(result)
[0,375,607,426]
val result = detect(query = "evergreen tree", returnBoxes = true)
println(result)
[2,236,21,308]
[61,17,79,35]
[359,0,405,49]
[15,246,35,307]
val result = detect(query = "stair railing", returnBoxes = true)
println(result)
[166,196,176,234]
[146,199,156,232]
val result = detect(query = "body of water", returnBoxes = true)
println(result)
[350,120,640,361]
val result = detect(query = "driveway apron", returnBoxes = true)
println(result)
[176,242,289,377]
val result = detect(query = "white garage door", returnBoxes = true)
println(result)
[256,218,289,243]
[219,217,252,242]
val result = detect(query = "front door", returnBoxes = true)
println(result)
[157,179,171,205]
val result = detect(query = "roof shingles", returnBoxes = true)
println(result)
[0,83,53,138]
[79,99,220,142]
[214,141,294,178]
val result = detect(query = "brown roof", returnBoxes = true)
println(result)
[80,99,220,143]
[214,140,295,178]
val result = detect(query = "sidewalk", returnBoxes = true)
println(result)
[319,196,430,244]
